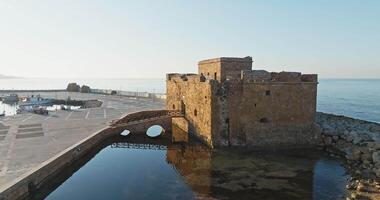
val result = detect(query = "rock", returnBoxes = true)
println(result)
[372,151,380,165]
[324,136,333,145]
[361,169,376,179]
[369,125,380,132]
[373,168,380,178]
[345,148,355,160]
[353,136,363,145]
[80,85,91,93]
[366,142,380,151]
[351,147,362,160]
[356,182,369,192]
[346,134,354,143]
[346,181,358,190]
[66,83,80,92]
[337,139,349,148]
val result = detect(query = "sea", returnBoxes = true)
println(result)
[0,78,379,123]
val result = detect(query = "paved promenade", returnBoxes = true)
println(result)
[0,92,164,186]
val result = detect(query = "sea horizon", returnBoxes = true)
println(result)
[1,78,379,124]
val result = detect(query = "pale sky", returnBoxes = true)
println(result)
[0,0,379,79]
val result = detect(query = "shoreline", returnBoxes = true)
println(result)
[317,112,380,199]
[0,89,166,101]
[0,92,379,199]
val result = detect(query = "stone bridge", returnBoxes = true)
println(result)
[109,110,184,137]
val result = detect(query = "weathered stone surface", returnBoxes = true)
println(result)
[373,151,380,165]
[167,56,318,148]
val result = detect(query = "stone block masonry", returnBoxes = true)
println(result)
[166,56,319,148]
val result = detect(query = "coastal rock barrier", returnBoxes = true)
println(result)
[316,112,380,199]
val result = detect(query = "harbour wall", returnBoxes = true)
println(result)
[0,89,166,100]
[0,126,115,200]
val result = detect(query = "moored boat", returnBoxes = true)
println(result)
[1,94,19,104]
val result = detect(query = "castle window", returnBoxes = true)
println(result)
[265,90,271,96]
[207,72,210,76]
[260,118,269,123]
[254,103,257,107]
[194,109,197,116]
[172,104,175,109]
[214,72,217,80]
[225,118,229,123]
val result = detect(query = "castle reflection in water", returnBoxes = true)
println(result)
[32,125,348,200]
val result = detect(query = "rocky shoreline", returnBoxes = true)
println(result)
[316,112,380,199]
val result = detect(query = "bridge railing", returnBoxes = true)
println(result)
[111,142,168,150]
[111,109,184,127]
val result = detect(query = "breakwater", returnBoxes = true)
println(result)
[317,112,380,199]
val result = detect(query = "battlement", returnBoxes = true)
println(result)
[198,56,253,82]
[166,73,207,83]
[241,70,318,83]
[198,56,253,65]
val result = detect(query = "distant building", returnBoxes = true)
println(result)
[166,56,319,148]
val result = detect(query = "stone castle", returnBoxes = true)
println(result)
[166,56,319,148]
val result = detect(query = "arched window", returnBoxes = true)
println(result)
[194,109,197,116]
[172,104,175,110]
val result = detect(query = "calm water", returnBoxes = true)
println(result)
[317,79,380,123]
[1,78,379,122]
[31,135,348,200]
[0,78,165,93]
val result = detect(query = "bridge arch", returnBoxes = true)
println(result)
[110,110,184,138]
[120,129,131,137]
[146,125,164,137]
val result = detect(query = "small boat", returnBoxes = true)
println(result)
[2,94,19,104]
[19,95,53,106]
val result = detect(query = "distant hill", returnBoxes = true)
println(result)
[0,74,20,79]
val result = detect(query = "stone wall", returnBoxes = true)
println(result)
[166,76,214,145]
[198,57,252,82]
[172,117,189,133]
[239,81,317,125]
[113,110,170,124]
[210,80,319,148]
[167,56,319,148]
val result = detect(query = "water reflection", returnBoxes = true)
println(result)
[31,127,348,200]
[146,125,164,137]
[120,129,131,136]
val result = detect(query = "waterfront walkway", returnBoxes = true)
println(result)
[0,92,164,186]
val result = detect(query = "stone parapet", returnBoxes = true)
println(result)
[198,56,253,65]
[241,70,318,83]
